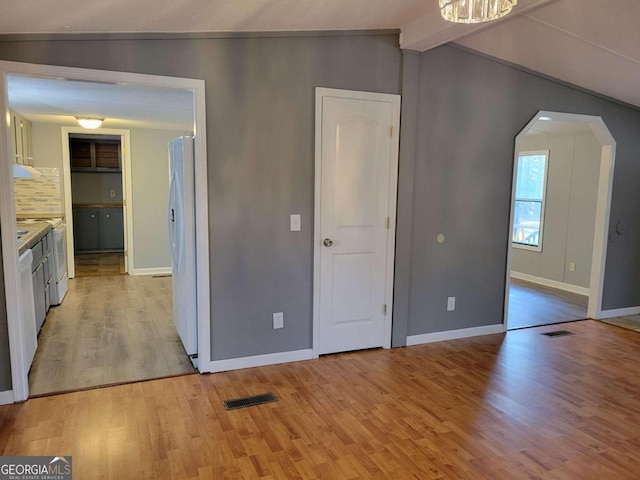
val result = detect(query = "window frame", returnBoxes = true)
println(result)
[512,149,550,253]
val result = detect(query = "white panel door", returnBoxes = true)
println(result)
[318,94,396,355]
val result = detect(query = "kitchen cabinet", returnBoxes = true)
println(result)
[73,206,124,252]
[70,135,121,172]
[73,209,100,251]
[22,116,33,165]
[32,263,45,330]
[31,231,53,333]
[9,109,34,166]
[99,208,125,250]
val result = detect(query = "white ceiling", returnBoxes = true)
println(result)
[526,119,593,136]
[7,75,194,130]
[455,0,640,108]
[0,0,436,34]
[2,0,639,120]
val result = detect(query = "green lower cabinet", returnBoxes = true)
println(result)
[73,209,99,251]
[73,207,124,252]
[99,208,125,250]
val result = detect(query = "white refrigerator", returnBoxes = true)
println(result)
[168,136,197,360]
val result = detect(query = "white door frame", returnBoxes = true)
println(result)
[61,127,133,279]
[504,110,616,329]
[313,87,401,358]
[0,60,211,403]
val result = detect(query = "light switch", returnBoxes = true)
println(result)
[290,214,301,232]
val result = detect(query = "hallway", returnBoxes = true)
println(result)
[28,274,194,396]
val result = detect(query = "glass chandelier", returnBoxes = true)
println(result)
[440,0,517,24]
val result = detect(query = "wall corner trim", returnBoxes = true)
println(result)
[208,349,313,373]
[0,390,14,405]
[510,272,590,296]
[595,306,640,320]
[406,324,505,346]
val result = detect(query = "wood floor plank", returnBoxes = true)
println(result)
[29,274,195,396]
[3,320,640,478]
[508,278,588,329]
[74,252,126,277]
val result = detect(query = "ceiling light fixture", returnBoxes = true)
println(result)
[75,117,104,129]
[440,0,517,24]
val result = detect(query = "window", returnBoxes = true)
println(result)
[513,150,549,251]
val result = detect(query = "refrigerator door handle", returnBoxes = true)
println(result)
[168,171,179,268]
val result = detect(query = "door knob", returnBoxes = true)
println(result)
[323,238,333,247]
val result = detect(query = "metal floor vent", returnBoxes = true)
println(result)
[541,330,574,338]
[223,392,277,411]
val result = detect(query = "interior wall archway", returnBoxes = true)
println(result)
[505,110,616,327]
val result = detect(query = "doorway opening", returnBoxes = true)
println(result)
[505,111,616,330]
[66,132,127,278]
[0,61,210,403]
[313,88,401,357]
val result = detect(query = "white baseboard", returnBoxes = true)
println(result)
[595,306,640,319]
[130,267,172,276]
[511,271,590,296]
[406,324,505,346]
[0,390,14,405]
[209,349,313,373]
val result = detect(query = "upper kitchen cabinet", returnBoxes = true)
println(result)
[9,109,34,166]
[70,134,121,172]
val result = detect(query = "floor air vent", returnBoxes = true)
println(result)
[223,392,277,411]
[541,330,574,338]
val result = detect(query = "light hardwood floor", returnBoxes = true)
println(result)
[508,278,588,329]
[28,274,195,396]
[599,314,640,332]
[74,252,126,277]
[4,320,640,478]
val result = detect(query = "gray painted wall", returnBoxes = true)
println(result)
[392,50,419,347]
[398,45,640,338]
[71,172,123,204]
[0,33,402,361]
[512,131,600,288]
[0,227,10,391]
[1,35,639,379]
[129,128,182,271]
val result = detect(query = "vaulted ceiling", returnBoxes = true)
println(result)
[2,0,638,124]
[455,0,640,109]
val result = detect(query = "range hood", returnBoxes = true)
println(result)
[13,164,42,178]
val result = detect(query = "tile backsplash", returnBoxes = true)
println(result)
[14,167,63,216]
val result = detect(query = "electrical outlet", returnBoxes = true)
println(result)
[569,262,576,272]
[110,189,116,198]
[447,297,456,311]
[273,312,284,329]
